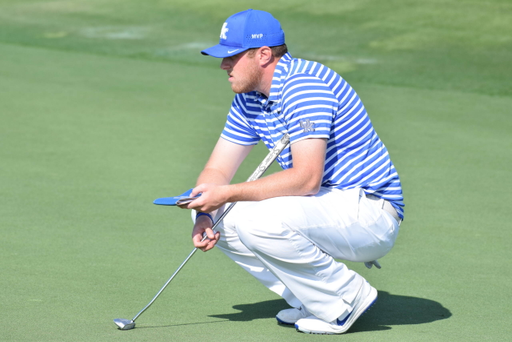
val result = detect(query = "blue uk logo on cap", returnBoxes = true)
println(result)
[201,9,285,58]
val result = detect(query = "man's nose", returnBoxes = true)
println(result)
[220,58,230,70]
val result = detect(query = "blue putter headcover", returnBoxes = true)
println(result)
[153,189,200,206]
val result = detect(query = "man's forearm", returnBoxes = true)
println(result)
[188,138,326,213]
[225,166,322,203]
[223,139,327,202]
[196,167,233,187]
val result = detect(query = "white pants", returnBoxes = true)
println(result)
[193,187,399,322]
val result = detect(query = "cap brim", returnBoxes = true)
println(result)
[201,44,248,58]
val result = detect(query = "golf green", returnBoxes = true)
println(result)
[1,1,511,341]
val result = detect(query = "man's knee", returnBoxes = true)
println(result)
[232,203,285,253]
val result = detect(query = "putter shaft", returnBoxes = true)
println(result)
[115,134,290,328]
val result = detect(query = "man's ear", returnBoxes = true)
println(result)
[258,46,274,66]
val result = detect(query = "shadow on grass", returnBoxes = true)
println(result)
[133,320,229,329]
[349,291,452,333]
[209,291,451,332]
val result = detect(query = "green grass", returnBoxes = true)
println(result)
[0,0,510,95]
[1,1,511,341]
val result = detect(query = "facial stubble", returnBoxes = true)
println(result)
[231,57,262,94]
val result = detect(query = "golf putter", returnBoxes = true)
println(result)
[114,134,290,330]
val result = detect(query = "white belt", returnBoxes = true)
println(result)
[366,194,401,224]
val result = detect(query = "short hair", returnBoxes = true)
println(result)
[247,44,288,58]
[271,44,288,58]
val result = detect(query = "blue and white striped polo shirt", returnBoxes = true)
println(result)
[221,53,404,219]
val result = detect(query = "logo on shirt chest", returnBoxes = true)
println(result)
[300,119,316,133]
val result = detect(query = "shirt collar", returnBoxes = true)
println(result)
[267,52,293,103]
[253,52,293,107]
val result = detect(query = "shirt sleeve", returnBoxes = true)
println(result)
[220,93,260,146]
[281,74,337,143]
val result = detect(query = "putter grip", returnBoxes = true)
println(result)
[247,133,290,182]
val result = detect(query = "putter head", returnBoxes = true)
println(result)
[114,318,135,330]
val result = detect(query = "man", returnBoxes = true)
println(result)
[180,9,404,334]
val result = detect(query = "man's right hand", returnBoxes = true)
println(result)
[192,215,220,252]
